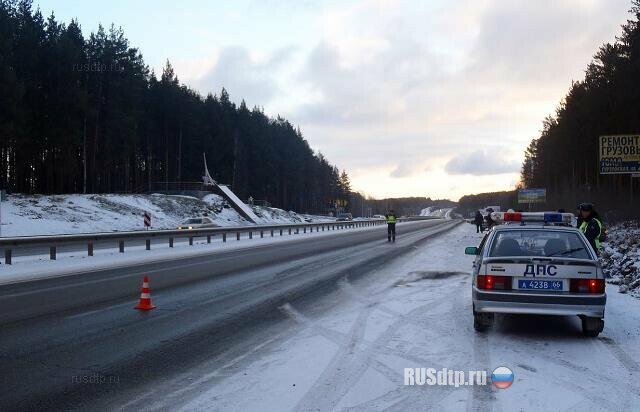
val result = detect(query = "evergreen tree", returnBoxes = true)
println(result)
[0,2,346,214]
[520,1,640,216]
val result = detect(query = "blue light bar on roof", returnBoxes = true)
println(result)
[543,213,563,222]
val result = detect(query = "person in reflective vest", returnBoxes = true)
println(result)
[577,203,603,255]
[385,210,398,242]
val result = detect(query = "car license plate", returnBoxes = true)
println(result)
[518,279,563,290]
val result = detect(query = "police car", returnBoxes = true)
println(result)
[465,212,606,337]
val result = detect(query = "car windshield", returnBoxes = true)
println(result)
[185,218,202,224]
[489,230,591,259]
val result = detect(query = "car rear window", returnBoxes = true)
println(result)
[489,230,591,259]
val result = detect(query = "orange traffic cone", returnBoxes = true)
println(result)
[135,275,156,310]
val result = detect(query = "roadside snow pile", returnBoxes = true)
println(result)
[251,206,333,225]
[420,207,452,218]
[0,194,332,237]
[601,221,640,297]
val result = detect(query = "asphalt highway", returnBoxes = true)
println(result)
[0,219,460,410]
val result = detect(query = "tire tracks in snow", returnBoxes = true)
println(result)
[597,336,640,372]
[448,281,496,412]
[283,280,460,411]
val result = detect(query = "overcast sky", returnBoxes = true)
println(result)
[38,0,632,200]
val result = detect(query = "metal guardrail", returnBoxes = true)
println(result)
[0,218,424,265]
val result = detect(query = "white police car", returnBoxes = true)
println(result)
[465,212,606,337]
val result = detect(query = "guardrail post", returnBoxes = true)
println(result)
[5,249,11,265]
[223,233,227,242]
[288,228,291,235]
[88,242,94,256]
[303,227,306,233]
[295,228,299,234]
[189,237,194,246]
[169,237,174,248]
[249,231,253,239]
[260,230,264,238]
[271,229,274,237]
[207,235,211,244]
[119,241,125,253]
[50,246,56,260]
[146,239,151,250]
[237,232,240,241]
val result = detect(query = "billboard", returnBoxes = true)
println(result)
[599,135,640,174]
[518,188,546,204]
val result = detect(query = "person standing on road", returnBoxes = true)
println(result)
[385,210,398,242]
[577,203,603,255]
[474,210,483,233]
[484,208,495,230]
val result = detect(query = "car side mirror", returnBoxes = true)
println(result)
[465,246,478,255]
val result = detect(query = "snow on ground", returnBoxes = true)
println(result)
[420,207,453,219]
[135,223,640,411]
[601,220,640,297]
[0,194,333,237]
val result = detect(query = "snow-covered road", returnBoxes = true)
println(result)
[117,224,640,411]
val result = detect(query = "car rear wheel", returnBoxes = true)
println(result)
[473,311,493,332]
[581,316,604,337]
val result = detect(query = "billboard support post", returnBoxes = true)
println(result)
[632,173,640,202]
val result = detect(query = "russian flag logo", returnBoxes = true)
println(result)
[491,366,514,389]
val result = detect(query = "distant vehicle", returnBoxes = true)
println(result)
[465,212,606,337]
[336,213,353,221]
[372,214,385,220]
[177,217,218,230]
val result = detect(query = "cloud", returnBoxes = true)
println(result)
[390,163,420,179]
[175,0,629,198]
[195,46,294,105]
[468,0,631,86]
[445,149,521,176]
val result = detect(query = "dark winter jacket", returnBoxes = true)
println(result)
[579,213,602,254]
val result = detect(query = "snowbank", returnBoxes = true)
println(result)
[420,207,453,218]
[601,221,640,297]
[0,194,333,237]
